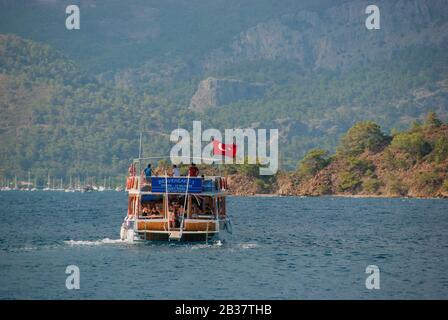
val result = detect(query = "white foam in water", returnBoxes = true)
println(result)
[16,244,60,252]
[64,238,125,246]
[239,243,258,249]
[189,240,224,250]
[63,238,256,249]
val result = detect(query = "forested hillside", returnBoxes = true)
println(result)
[0,35,153,181]
[0,0,447,186]
[226,113,448,197]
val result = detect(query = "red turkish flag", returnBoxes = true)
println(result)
[213,140,237,158]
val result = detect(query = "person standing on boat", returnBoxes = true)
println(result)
[143,164,153,183]
[172,165,180,177]
[128,163,136,176]
[188,163,199,177]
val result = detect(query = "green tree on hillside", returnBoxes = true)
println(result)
[432,135,448,163]
[415,171,442,194]
[390,132,432,161]
[425,112,442,128]
[337,121,390,156]
[297,149,330,177]
[337,171,362,192]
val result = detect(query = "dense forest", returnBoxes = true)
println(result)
[0,0,447,188]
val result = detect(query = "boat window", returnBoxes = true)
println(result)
[140,194,164,218]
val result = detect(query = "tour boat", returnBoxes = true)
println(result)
[120,158,232,242]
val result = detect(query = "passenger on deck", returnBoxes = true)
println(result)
[205,204,213,215]
[149,207,159,216]
[128,163,136,176]
[142,205,150,216]
[172,165,180,177]
[188,163,199,177]
[191,202,201,217]
[143,164,153,183]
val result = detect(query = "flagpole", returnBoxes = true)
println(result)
[138,132,143,159]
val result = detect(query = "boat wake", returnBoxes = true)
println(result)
[64,238,125,246]
[237,243,258,249]
[188,241,258,251]
[189,240,224,250]
[62,239,258,250]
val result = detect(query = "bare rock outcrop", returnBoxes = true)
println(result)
[190,77,267,112]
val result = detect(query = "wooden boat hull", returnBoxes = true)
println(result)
[122,218,229,242]
[139,232,217,242]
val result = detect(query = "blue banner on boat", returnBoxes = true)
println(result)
[151,177,203,193]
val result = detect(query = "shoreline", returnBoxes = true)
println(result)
[231,193,448,199]
[1,188,446,200]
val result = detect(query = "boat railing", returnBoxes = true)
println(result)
[126,175,228,193]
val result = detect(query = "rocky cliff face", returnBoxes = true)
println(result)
[190,77,268,112]
[204,0,448,71]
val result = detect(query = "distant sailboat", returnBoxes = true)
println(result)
[13,176,19,190]
[0,178,12,191]
[65,176,75,192]
[54,177,64,191]
[115,176,124,192]
[98,177,106,192]
[31,177,37,191]
[43,173,51,191]
[27,171,31,191]
[75,175,84,192]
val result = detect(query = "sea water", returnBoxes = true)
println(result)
[0,191,447,299]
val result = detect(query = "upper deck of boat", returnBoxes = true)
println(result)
[126,175,228,197]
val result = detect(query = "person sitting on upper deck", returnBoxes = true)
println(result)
[172,164,180,177]
[143,164,153,182]
[188,163,199,177]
